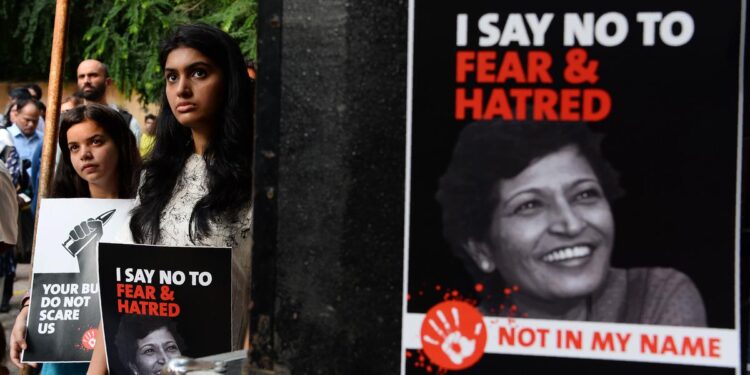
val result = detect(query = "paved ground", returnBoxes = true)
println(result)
[1,263,31,375]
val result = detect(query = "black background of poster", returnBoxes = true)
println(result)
[406,1,742,373]
[98,243,231,375]
[23,273,100,362]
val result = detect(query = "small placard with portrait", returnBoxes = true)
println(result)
[97,242,231,375]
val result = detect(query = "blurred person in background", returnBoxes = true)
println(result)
[4,97,42,178]
[2,87,32,129]
[1,98,43,294]
[139,114,156,157]
[30,93,85,216]
[24,83,46,124]
[76,60,141,145]
[0,161,18,374]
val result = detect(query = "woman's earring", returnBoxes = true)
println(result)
[465,240,496,273]
[479,258,493,272]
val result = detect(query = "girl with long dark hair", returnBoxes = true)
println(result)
[88,23,254,374]
[129,23,254,245]
[52,104,141,200]
[8,103,141,374]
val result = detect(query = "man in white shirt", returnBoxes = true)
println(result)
[0,162,18,314]
[5,98,42,179]
[0,162,17,254]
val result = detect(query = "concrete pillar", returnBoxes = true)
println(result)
[252,0,407,373]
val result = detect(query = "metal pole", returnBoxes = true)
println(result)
[22,0,69,373]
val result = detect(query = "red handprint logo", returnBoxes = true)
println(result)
[420,300,487,370]
[81,328,98,350]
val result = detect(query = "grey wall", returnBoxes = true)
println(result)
[254,0,408,373]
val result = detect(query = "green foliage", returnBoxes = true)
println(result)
[0,0,59,81]
[0,0,257,106]
[0,0,100,79]
[82,0,174,105]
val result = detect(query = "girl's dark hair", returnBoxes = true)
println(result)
[129,23,254,244]
[52,104,141,198]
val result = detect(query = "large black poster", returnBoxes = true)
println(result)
[98,242,231,375]
[402,1,744,374]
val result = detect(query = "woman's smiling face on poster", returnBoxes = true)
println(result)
[485,145,614,301]
[132,327,181,375]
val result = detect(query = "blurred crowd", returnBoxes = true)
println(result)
[0,62,157,374]
[0,61,157,312]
